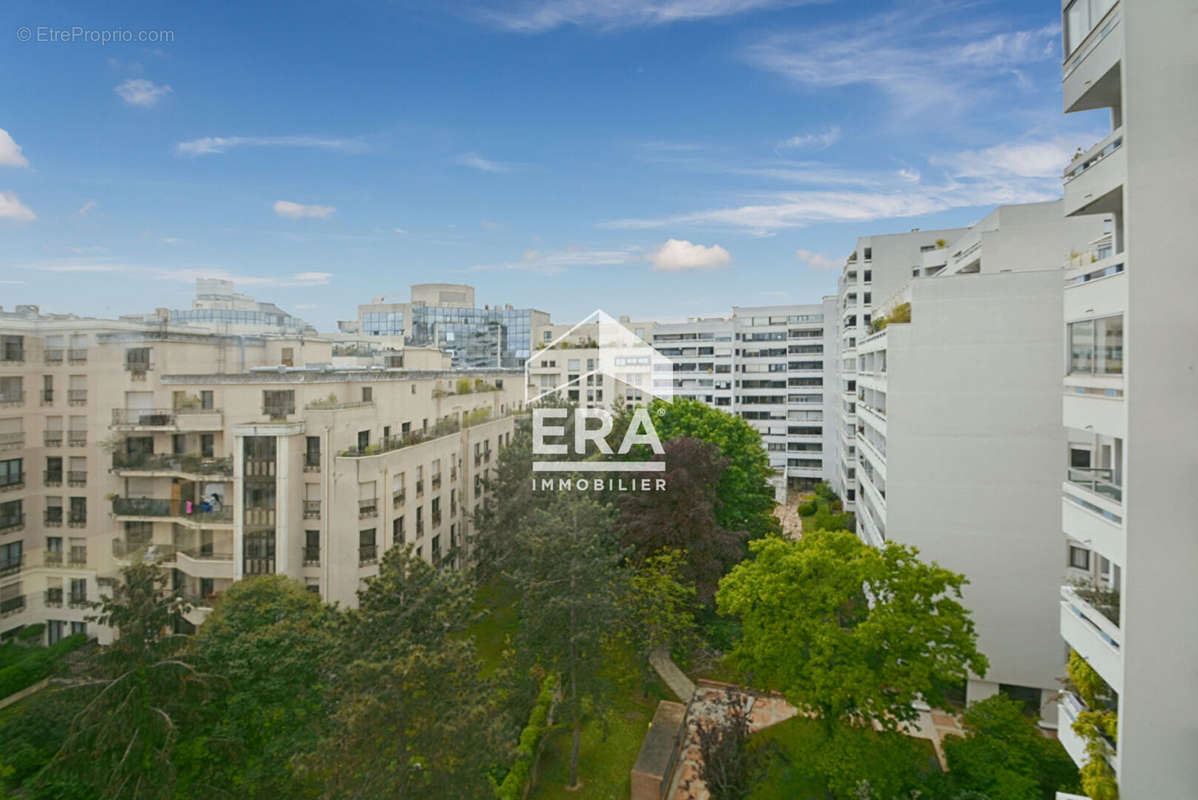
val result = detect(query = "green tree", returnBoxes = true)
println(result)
[43,561,210,800]
[301,546,503,799]
[943,694,1081,800]
[631,398,781,540]
[716,532,988,797]
[618,437,745,602]
[510,490,625,789]
[616,548,699,690]
[180,575,342,798]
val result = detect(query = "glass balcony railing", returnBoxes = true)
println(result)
[1067,467,1122,503]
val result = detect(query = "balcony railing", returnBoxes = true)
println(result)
[68,390,87,406]
[359,499,378,518]
[68,431,87,446]
[112,408,175,427]
[303,547,320,567]
[392,489,406,508]
[68,348,87,363]
[1063,129,1123,185]
[68,547,87,566]
[112,497,233,524]
[67,512,87,527]
[44,470,62,486]
[0,595,26,616]
[262,403,295,419]
[124,359,153,372]
[303,500,321,519]
[43,550,63,565]
[1067,467,1122,503]
[359,544,377,566]
[0,432,21,449]
[40,390,54,405]
[0,514,25,534]
[68,593,89,609]
[43,432,61,447]
[113,453,234,477]
[44,589,63,607]
[0,473,24,492]
[112,539,173,561]
[43,349,64,364]
[0,392,25,407]
[0,556,24,577]
[67,470,87,487]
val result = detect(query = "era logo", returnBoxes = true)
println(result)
[532,407,664,457]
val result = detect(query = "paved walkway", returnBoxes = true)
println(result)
[650,645,695,703]
[773,491,808,540]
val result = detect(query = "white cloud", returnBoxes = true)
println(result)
[78,200,97,215]
[392,226,408,234]
[0,129,29,168]
[934,138,1084,180]
[475,0,810,32]
[0,191,35,222]
[274,200,336,219]
[455,153,515,173]
[176,135,366,156]
[651,239,732,271]
[27,259,332,287]
[742,8,1059,116]
[114,78,173,107]
[795,249,839,271]
[777,126,840,151]
[161,237,183,245]
[472,244,639,275]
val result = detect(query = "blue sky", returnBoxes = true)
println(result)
[1,0,1106,328]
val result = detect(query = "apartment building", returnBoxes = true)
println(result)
[528,302,840,493]
[831,226,967,512]
[121,278,317,336]
[353,283,550,369]
[849,202,1107,721]
[0,304,523,642]
[1055,0,1198,793]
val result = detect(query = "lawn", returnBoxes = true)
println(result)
[466,578,520,676]
[528,674,673,800]
[748,717,941,800]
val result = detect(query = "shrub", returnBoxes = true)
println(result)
[797,501,816,517]
[456,377,474,395]
[0,634,88,699]
[16,624,45,643]
[493,674,558,800]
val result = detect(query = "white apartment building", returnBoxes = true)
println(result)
[527,302,840,493]
[831,226,968,512]
[1055,0,1198,793]
[850,202,1107,721]
[0,305,523,642]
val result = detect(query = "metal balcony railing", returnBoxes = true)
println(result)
[1067,467,1122,503]
[303,500,321,519]
[67,470,86,486]
[43,349,64,364]
[43,432,61,447]
[68,431,86,446]
[0,473,24,492]
[0,595,26,615]
[68,349,88,363]
[112,408,175,427]
[113,453,233,476]
[0,514,25,534]
[358,544,377,566]
[68,390,87,406]
[359,499,378,518]
[112,497,232,524]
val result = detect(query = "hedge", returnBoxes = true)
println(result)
[0,634,88,700]
[494,674,559,800]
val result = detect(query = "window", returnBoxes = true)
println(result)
[0,540,22,572]
[305,436,321,468]
[357,430,369,452]
[262,390,295,417]
[1,336,23,362]
[0,458,22,487]
[201,434,215,458]
[70,621,87,636]
[304,530,320,565]
[394,515,405,545]
[359,529,377,565]
[124,347,151,370]
[1068,315,1123,375]
[69,577,87,606]
[69,496,86,525]
[200,390,214,410]
[0,499,23,531]
[1069,546,1091,571]
[362,386,372,402]
[281,347,294,367]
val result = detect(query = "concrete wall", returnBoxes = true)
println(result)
[884,270,1067,708]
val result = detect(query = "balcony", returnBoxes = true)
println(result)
[112,408,177,430]
[0,594,26,616]
[0,473,24,492]
[43,431,61,448]
[1058,692,1093,769]
[67,348,88,364]
[1067,467,1120,503]
[44,511,62,528]
[111,539,174,562]
[68,431,87,447]
[67,512,87,528]
[0,556,24,577]
[68,593,89,609]
[0,514,24,534]
[112,453,233,478]
[359,544,377,566]
[43,549,62,565]
[1062,482,1124,565]
[124,359,153,373]
[176,549,234,580]
[1063,128,1124,218]
[112,497,233,527]
[1064,255,1126,322]
[66,470,86,487]
[0,391,24,408]
[358,498,378,519]
[67,390,87,406]
[1062,1,1122,113]
[43,588,63,607]
[43,349,64,365]
[1062,381,1124,438]
[1060,584,1122,693]
[303,547,320,567]
[392,489,405,508]
[303,500,320,519]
